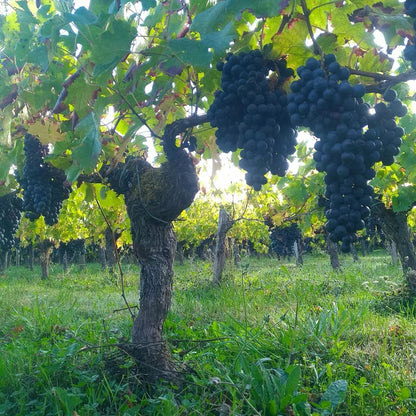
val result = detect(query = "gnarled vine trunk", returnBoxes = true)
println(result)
[98,245,106,271]
[107,149,199,381]
[130,218,176,377]
[327,236,341,271]
[371,203,416,293]
[38,240,54,279]
[213,207,234,286]
[105,226,121,276]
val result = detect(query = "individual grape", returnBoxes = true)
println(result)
[208,50,297,191]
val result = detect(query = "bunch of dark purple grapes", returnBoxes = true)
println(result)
[17,134,71,225]
[208,50,297,191]
[287,55,406,252]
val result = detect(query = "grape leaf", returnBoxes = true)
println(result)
[191,0,289,35]
[201,22,237,55]
[26,118,66,144]
[168,38,212,69]
[67,113,101,182]
[141,0,156,10]
[392,185,416,212]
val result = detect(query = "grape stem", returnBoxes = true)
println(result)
[300,0,323,57]
[111,86,163,140]
[162,113,209,149]
[348,68,416,93]
[309,1,339,14]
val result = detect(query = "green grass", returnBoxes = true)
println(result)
[0,251,415,415]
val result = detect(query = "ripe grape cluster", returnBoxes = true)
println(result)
[405,0,416,17]
[0,193,23,252]
[17,134,71,225]
[365,213,383,240]
[269,222,302,258]
[287,55,406,251]
[366,89,406,166]
[208,50,297,190]
[403,1,416,68]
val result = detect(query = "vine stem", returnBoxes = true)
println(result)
[111,86,162,140]
[95,196,135,320]
[300,0,323,57]
[348,68,416,93]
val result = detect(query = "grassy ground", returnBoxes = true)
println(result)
[0,251,415,415]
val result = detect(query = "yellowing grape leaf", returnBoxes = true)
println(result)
[26,118,66,144]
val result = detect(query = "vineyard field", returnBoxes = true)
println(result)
[0,252,415,415]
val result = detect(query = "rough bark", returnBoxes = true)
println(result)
[294,240,303,266]
[130,218,177,378]
[62,250,68,272]
[3,251,9,270]
[28,243,34,270]
[15,248,20,267]
[105,227,117,275]
[350,243,359,262]
[213,208,234,286]
[78,241,86,270]
[360,239,368,257]
[176,241,185,265]
[371,203,416,293]
[327,237,341,270]
[98,245,107,271]
[385,240,399,266]
[107,149,199,381]
[38,240,53,279]
[233,239,241,266]
[0,251,5,272]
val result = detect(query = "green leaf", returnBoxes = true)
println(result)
[85,183,95,202]
[271,17,311,70]
[284,179,308,204]
[141,0,157,10]
[320,379,347,414]
[398,387,411,401]
[67,7,98,26]
[359,49,393,73]
[201,21,237,55]
[65,75,100,119]
[90,19,136,76]
[191,0,289,35]
[0,154,12,181]
[27,45,49,71]
[392,186,416,212]
[67,113,101,182]
[285,366,301,397]
[168,38,212,69]
[316,33,338,54]
[400,114,416,135]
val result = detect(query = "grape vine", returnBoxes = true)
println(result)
[208,49,297,190]
[0,193,23,252]
[17,134,71,226]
